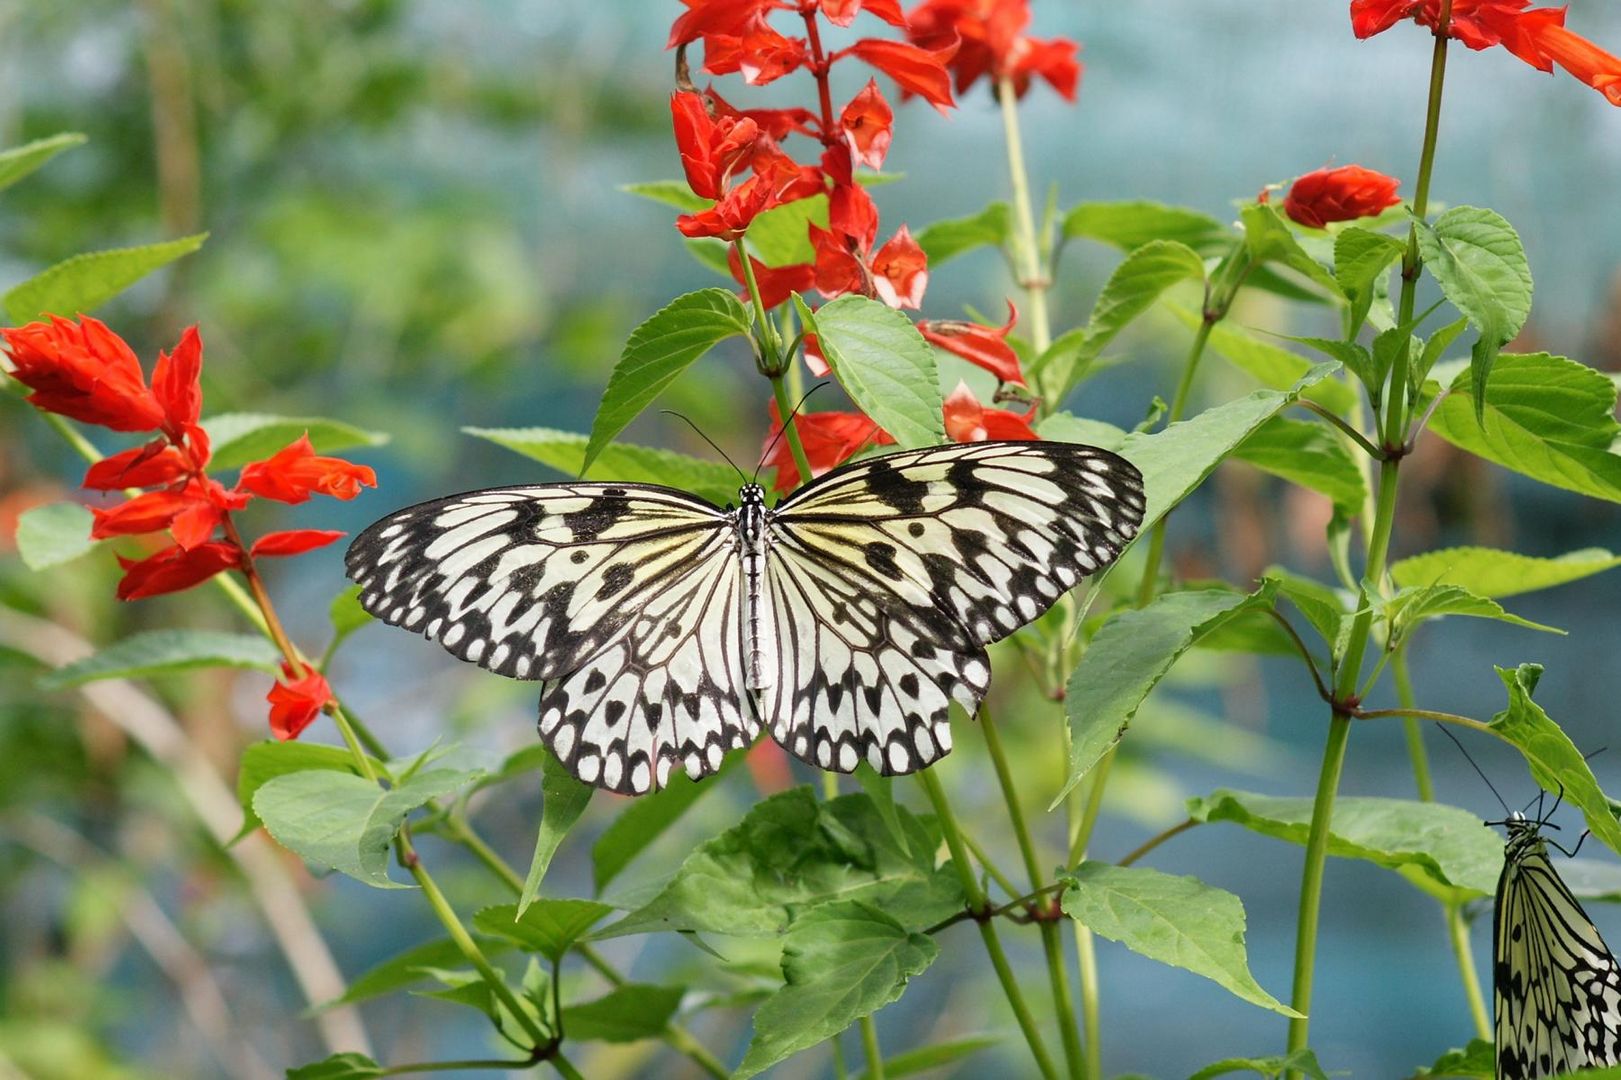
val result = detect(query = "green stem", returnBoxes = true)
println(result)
[996,76,1052,358]
[734,235,784,360]
[860,1015,885,1080]
[550,1053,587,1080]
[1066,754,1112,1080]
[1393,646,1434,802]
[961,830,1023,900]
[379,1059,538,1075]
[1447,900,1492,1040]
[1116,818,1198,868]
[769,371,815,492]
[918,769,1060,1080]
[1134,318,1216,608]
[1284,712,1352,1060]
[1066,748,1114,870]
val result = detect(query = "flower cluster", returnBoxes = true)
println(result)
[2,315,378,739]
[667,0,1076,490]
[1352,0,1621,105]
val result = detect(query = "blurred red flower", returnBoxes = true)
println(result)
[1351,1,1621,104]
[843,38,958,110]
[1281,165,1402,228]
[907,0,1080,100]
[2,315,166,431]
[115,542,244,601]
[238,434,379,504]
[840,80,895,169]
[267,662,334,741]
[918,301,1024,385]
[763,399,893,491]
[942,381,1038,441]
[817,0,907,29]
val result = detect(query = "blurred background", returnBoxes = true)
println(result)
[3,1,1620,1077]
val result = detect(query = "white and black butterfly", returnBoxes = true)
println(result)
[1493,798,1621,1079]
[345,440,1144,794]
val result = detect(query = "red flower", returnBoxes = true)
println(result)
[840,80,895,170]
[250,529,347,559]
[942,381,1038,442]
[672,90,761,200]
[918,301,1024,385]
[2,315,165,431]
[237,434,378,504]
[908,0,1080,100]
[843,38,958,110]
[817,0,907,29]
[152,327,203,437]
[90,478,247,550]
[763,399,893,491]
[82,440,190,491]
[707,87,819,140]
[115,541,244,601]
[267,661,333,741]
[668,0,777,49]
[1281,165,1402,228]
[1351,1,1621,104]
[809,170,930,310]
[728,247,816,309]
[869,226,928,309]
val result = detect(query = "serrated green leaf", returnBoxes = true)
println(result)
[464,427,740,507]
[254,767,480,888]
[518,748,593,914]
[4,234,208,324]
[734,901,937,1079]
[410,967,502,1021]
[1239,204,1342,297]
[747,194,826,267]
[848,1034,999,1080]
[1391,546,1621,599]
[1168,307,1359,416]
[620,180,710,213]
[1384,583,1562,641]
[1412,316,1468,395]
[915,202,1010,265]
[1060,861,1297,1016]
[1427,352,1621,503]
[0,132,87,192]
[1191,1049,1330,1080]
[1409,1038,1494,1078]
[236,740,385,841]
[1334,226,1405,333]
[1063,200,1232,256]
[795,294,944,449]
[14,502,96,571]
[1489,663,1621,858]
[1286,334,1379,396]
[1187,789,1504,902]
[598,789,961,938]
[1265,568,1351,661]
[316,935,507,1008]
[1058,585,1277,803]
[327,585,372,647]
[562,984,684,1043]
[1034,411,1128,451]
[584,289,754,473]
[41,629,280,691]
[202,413,388,471]
[286,1053,385,1080]
[473,899,613,962]
[1232,416,1366,511]
[592,754,739,892]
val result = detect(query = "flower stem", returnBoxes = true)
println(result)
[1393,646,1434,802]
[918,769,1060,1080]
[996,76,1053,365]
[1283,711,1351,1060]
[769,370,816,492]
[1116,818,1198,868]
[860,1015,885,1080]
[1447,899,1492,1040]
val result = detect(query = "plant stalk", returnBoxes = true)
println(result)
[996,75,1052,359]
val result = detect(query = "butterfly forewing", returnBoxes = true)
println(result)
[1495,823,1621,1078]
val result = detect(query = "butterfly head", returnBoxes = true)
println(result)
[739,483,767,510]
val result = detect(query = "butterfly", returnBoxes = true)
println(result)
[1492,797,1621,1079]
[345,439,1144,794]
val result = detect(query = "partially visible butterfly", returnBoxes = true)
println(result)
[1492,792,1621,1079]
[345,440,1144,794]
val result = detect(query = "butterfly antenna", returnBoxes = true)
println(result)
[754,382,830,486]
[1436,723,1511,815]
[662,410,745,486]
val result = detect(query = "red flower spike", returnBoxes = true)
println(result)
[908,0,1079,100]
[727,247,815,310]
[251,529,347,559]
[82,441,189,491]
[115,541,243,601]
[237,434,378,505]
[840,80,895,170]
[2,315,165,432]
[763,399,894,492]
[267,661,333,741]
[845,38,958,110]
[1282,165,1402,228]
[870,226,929,309]
[918,301,1024,385]
[152,326,204,435]
[942,381,1038,442]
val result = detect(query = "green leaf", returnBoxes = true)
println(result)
[253,767,480,888]
[1168,307,1359,416]
[1186,789,1503,902]
[747,194,826,267]
[1409,1038,1494,1078]
[584,288,754,473]
[1427,352,1621,503]
[685,237,733,277]
[236,740,383,840]
[1034,411,1128,451]
[795,294,944,449]
[1063,200,1231,256]
[1333,226,1406,333]
[1489,663,1621,857]
[1391,546,1621,600]
[0,132,87,192]
[734,901,938,1079]
[319,935,507,1008]
[1190,1050,1330,1080]
[1287,334,1379,398]
[848,1035,999,1080]
[621,180,709,213]
[1035,239,1206,397]
[1266,569,1352,661]
[1412,316,1469,395]
[4,234,208,324]
[592,755,738,892]
[562,984,684,1043]
[327,585,373,648]
[41,629,280,691]
[410,967,504,1022]
[1232,416,1367,512]
[1058,585,1277,804]
[915,202,1010,265]
[202,413,388,471]
[1238,204,1342,297]
[519,748,593,914]
[1384,584,1562,642]
[464,426,740,507]
[286,1053,384,1080]
[1414,206,1532,418]
[1059,862,1297,1016]
[14,502,96,571]
[599,789,961,938]
[473,899,613,962]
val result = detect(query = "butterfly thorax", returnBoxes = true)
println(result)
[1502,812,1547,863]
[735,483,774,691]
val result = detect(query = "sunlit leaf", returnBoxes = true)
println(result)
[14,502,96,570]
[1390,546,1621,600]
[795,294,944,449]
[4,234,208,324]
[41,629,280,690]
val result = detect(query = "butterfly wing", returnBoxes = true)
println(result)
[1495,833,1621,1078]
[762,441,1145,774]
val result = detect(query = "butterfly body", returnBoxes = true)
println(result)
[1494,810,1621,1079]
[346,440,1144,794]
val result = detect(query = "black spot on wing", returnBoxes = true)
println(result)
[597,563,635,598]
[864,458,930,513]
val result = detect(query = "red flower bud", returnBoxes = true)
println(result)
[267,661,333,741]
[2,315,165,431]
[1281,165,1402,228]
